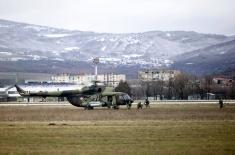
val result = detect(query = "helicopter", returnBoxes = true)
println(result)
[15,81,133,110]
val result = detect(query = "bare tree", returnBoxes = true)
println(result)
[229,83,235,99]
[166,78,174,99]
[203,75,213,100]
[173,73,190,99]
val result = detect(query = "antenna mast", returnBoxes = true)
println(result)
[93,57,99,80]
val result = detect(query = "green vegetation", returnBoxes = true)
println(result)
[0,104,234,155]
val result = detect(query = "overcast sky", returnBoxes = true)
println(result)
[0,0,234,35]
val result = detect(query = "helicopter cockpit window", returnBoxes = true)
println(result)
[123,94,131,100]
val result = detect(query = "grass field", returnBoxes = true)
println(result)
[0,104,235,155]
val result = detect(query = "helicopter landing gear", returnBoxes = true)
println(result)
[113,105,119,110]
[84,104,94,110]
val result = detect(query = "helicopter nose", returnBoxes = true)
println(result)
[129,98,134,103]
[124,98,133,103]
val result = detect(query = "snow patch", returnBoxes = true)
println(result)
[11,58,27,61]
[43,34,71,38]
[109,38,117,42]
[166,33,171,37]
[99,38,105,42]
[0,25,9,28]
[181,37,189,41]
[64,47,80,51]
[27,55,41,60]
[27,55,48,60]
[101,46,106,51]
[53,58,65,61]
[219,51,226,55]
[164,59,173,64]
[99,57,121,62]
[123,54,142,58]
[24,25,47,31]
[0,52,12,56]
[186,62,194,65]
[52,51,60,56]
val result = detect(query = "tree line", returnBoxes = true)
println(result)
[116,73,235,100]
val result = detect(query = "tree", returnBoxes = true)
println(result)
[166,78,174,99]
[115,80,131,95]
[229,83,235,99]
[204,75,213,100]
[198,75,214,99]
[173,73,190,99]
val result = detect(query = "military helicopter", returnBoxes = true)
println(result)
[15,81,133,110]
[79,86,133,110]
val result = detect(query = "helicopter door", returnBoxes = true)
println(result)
[107,95,117,107]
[107,96,112,102]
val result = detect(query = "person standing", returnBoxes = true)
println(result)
[145,98,150,108]
[137,101,142,109]
[219,99,224,109]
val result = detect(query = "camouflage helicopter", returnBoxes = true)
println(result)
[15,81,133,110]
[80,86,133,110]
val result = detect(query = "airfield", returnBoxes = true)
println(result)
[0,102,235,155]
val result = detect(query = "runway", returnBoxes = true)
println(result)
[0,100,235,106]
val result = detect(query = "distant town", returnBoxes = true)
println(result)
[1,67,234,102]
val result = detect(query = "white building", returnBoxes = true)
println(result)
[51,73,126,87]
[138,69,180,82]
[51,73,94,84]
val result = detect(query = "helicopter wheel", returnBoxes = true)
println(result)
[84,105,93,110]
[113,105,119,110]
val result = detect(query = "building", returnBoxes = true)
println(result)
[213,77,234,87]
[51,73,126,87]
[51,73,94,84]
[97,74,126,87]
[138,69,180,82]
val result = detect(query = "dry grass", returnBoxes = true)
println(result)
[0,104,234,121]
[0,104,234,155]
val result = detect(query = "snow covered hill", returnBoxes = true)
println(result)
[0,19,234,76]
[172,39,235,75]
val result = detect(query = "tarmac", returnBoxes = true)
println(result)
[0,100,235,106]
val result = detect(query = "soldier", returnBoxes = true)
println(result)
[127,101,132,109]
[137,101,143,109]
[144,98,150,108]
[219,98,224,109]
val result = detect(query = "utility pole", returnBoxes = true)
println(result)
[93,57,99,80]
[15,72,18,84]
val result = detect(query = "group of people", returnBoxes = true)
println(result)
[136,98,224,109]
[137,98,150,109]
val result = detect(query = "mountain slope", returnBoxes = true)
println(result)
[0,19,235,77]
[0,19,232,65]
[172,39,235,75]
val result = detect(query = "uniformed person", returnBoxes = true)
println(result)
[219,99,224,109]
[144,98,150,108]
[127,101,132,109]
[137,101,142,109]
